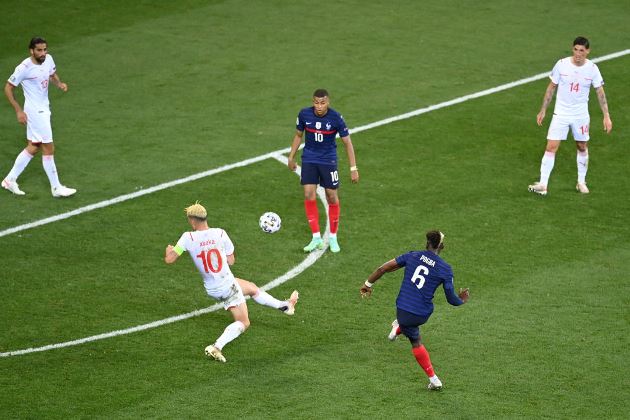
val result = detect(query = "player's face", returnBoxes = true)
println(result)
[572,44,589,66]
[30,43,48,64]
[313,96,329,117]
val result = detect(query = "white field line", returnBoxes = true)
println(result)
[1,49,628,357]
[2,49,627,239]
[1,159,329,358]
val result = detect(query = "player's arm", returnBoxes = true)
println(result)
[287,130,303,171]
[340,135,359,183]
[164,244,184,264]
[4,82,26,125]
[227,253,235,265]
[536,81,557,126]
[443,278,469,306]
[596,86,612,133]
[360,259,401,298]
[49,73,68,92]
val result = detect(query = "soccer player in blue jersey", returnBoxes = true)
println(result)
[287,89,359,253]
[360,230,470,390]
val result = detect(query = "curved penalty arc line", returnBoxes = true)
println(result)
[0,157,329,358]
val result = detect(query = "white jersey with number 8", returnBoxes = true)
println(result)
[176,228,236,295]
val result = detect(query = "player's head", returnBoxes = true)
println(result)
[572,37,590,65]
[312,89,330,117]
[184,201,208,228]
[426,230,445,253]
[29,37,48,64]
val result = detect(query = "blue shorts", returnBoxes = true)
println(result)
[397,307,430,342]
[301,162,339,189]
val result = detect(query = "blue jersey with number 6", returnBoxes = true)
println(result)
[395,250,456,317]
[296,107,349,165]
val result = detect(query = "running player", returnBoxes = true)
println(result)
[528,36,613,196]
[360,230,470,390]
[164,202,299,363]
[287,89,359,253]
[3,37,76,197]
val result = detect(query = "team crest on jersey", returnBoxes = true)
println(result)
[315,122,321,129]
[326,122,331,130]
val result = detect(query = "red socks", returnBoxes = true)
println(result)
[328,202,340,234]
[412,345,435,377]
[304,200,341,235]
[304,199,320,234]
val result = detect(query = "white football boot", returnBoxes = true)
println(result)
[283,290,300,315]
[205,344,227,363]
[388,319,399,341]
[576,183,590,194]
[2,178,25,195]
[527,182,547,196]
[52,185,77,197]
[427,376,443,391]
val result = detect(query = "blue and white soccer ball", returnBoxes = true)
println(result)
[259,212,282,233]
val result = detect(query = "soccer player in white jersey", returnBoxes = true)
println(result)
[528,36,613,196]
[164,202,299,363]
[2,37,76,197]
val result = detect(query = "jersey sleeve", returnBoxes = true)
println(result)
[222,230,235,256]
[395,253,409,267]
[175,232,192,253]
[591,63,604,88]
[7,63,27,87]
[47,55,57,76]
[443,268,464,306]
[296,111,305,132]
[549,60,561,85]
[337,114,349,137]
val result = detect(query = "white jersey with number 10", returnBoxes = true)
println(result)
[176,228,236,295]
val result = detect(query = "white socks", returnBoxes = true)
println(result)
[214,321,245,350]
[577,151,589,184]
[539,151,556,186]
[6,149,33,181]
[42,155,61,189]
[252,289,286,309]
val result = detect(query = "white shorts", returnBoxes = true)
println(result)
[208,281,246,310]
[547,114,590,141]
[25,109,53,143]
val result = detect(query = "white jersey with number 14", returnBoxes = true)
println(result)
[551,57,603,118]
[176,228,236,295]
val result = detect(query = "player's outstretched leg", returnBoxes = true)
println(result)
[412,344,442,390]
[237,279,299,315]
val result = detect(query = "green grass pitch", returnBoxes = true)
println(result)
[1,0,629,418]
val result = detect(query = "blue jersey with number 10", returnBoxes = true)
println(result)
[395,250,456,317]
[296,107,349,165]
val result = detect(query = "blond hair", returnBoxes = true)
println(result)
[185,201,207,219]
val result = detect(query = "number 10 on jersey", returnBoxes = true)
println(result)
[196,249,223,273]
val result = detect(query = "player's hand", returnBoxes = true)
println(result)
[603,114,613,134]
[287,158,297,171]
[166,244,174,254]
[536,110,546,126]
[16,110,27,125]
[360,285,372,298]
[58,82,68,92]
[458,287,470,303]
[350,169,359,184]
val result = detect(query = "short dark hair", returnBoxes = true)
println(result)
[426,230,444,249]
[29,37,47,49]
[313,89,329,98]
[573,36,589,49]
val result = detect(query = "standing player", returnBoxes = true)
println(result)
[3,37,76,197]
[164,202,299,363]
[359,230,469,390]
[528,36,613,196]
[287,89,359,253]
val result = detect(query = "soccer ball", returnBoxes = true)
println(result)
[259,212,281,233]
